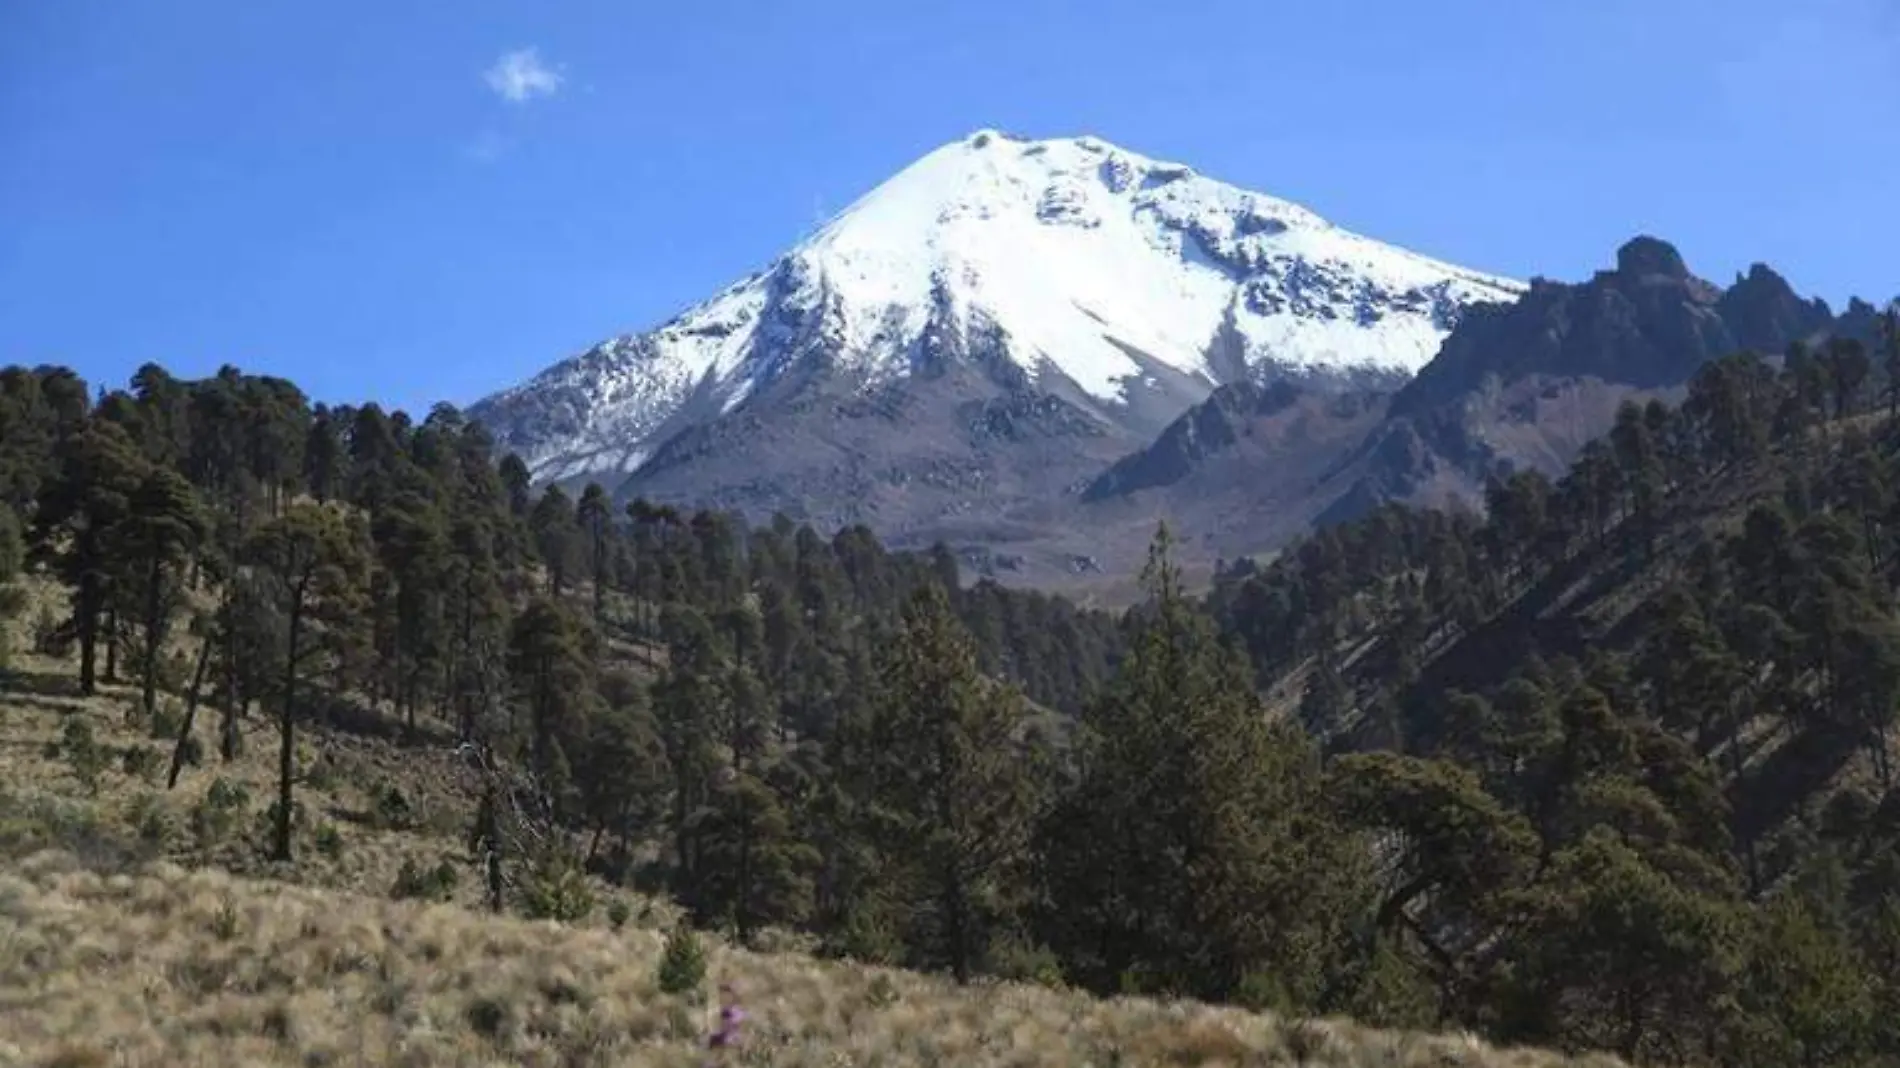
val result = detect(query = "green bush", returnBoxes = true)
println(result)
[190,777,251,849]
[60,718,108,795]
[372,783,414,830]
[0,506,21,582]
[606,898,632,931]
[120,744,161,784]
[822,901,904,966]
[314,822,344,859]
[866,973,901,1009]
[519,852,595,922]
[1234,968,1294,1014]
[256,798,307,849]
[125,792,175,848]
[32,604,68,657]
[301,744,337,791]
[210,897,241,940]
[0,584,22,673]
[391,857,459,902]
[206,776,249,809]
[655,922,707,998]
[465,995,512,1041]
[149,700,184,740]
[985,933,1066,989]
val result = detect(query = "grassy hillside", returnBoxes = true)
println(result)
[0,585,1621,1068]
[0,848,1625,1068]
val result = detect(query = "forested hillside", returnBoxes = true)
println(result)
[5,327,1900,1067]
[1211,323,1900,1063]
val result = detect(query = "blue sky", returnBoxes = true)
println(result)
[3,0,1897,415]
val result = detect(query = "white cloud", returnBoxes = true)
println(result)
[484,48,563,104]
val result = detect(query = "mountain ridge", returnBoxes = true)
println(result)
[1077,237,1884,578]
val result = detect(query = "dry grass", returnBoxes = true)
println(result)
[0,847,1628,1068]
[0,662,495,909]
[1,582,1626,1068]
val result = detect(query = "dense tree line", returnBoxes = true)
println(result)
[0,359,1120,899]
[7,323,1900,1067]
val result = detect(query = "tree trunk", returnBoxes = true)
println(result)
[736,799,755,946]
[1619,984,1648,1061]
[1730,690,1762,895]
[944,868,971,984]
[672,769,694,896]
[104,604,119,682]
[486,848,505,912]
[592,530,605,623]
[222,697,246,762]
[275,578,306,863]
[141,548,165,731]
[77,570,99,695]
[167,637,214,789]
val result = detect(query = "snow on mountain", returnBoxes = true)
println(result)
[471,130,1525,483]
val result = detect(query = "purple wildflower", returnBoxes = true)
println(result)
[706,983,746,1052]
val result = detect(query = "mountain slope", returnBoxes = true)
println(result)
[468,130,1522,498]
[1074,237,1874,576]
[1065,379,1391,576]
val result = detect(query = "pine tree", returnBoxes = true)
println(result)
[693,764,819,943]
[304,404,342,502]
[245,500,371,861]
[498,453,532,518]
[1043,525,1352,1004]
[34,418,146,694]
[445,514,510,740]
[653,604,726,907]
[1500,830,1742,1061]
[1825,337,1872,421]
[530,485,580,597]
[1327,752,1538,1012]
[1728,890,1876,1067]
[576,482,612,622]
[505,598,595,817]
[117,466,207,730]
[574,672,667,875]
[857,581,1039,982]
[371,490,450,735]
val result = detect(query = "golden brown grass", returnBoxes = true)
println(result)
[0,847,1630,1068]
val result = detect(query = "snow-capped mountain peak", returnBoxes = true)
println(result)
[471,130,1525,482]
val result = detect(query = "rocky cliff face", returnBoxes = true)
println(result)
[1334,236,1852,515]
